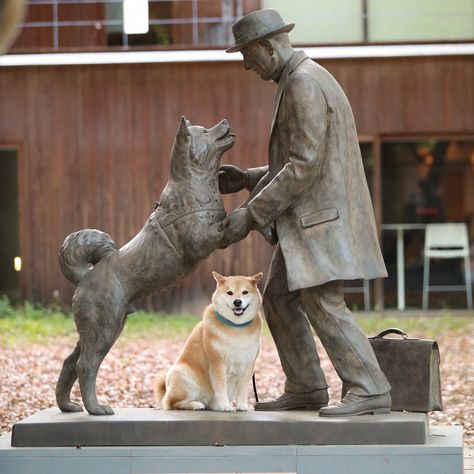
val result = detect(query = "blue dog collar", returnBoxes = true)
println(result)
[213,309,254,328]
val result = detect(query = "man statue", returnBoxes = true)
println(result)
[219,9,391,416]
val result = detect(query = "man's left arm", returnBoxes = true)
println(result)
[248,74,328,229]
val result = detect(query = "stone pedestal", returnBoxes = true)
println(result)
[0,409,463,474]
[11,408,428,447]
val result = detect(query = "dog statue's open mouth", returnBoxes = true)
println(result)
[217,132,236,149]
[232,305,249,317]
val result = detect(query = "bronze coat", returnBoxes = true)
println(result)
[247,51,387,291]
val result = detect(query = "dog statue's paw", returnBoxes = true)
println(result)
[58,401,83,413]
[86,404,114,416]
[236,403,249,412]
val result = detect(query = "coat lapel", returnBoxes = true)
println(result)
[269,51,309,138]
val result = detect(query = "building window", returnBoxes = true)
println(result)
[10,0,260,52]
[9,0,474,53]
[263,0,474,45]
[381,138,474,308]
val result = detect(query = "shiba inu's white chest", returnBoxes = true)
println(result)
[214,329,260,369]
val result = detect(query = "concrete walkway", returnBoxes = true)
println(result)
[465,446,474,473]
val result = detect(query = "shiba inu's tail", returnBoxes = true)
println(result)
[154,372,167,407]
[59,229,118,285]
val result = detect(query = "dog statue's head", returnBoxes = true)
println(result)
[171,116,235,175]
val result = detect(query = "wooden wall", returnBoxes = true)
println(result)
[0,54,473,311]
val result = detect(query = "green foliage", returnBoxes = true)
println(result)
[0,295,472,346]
[0,295,14,318]
[122,311,200,340]
[0,299,74,345]
[355,313,474,339]
[0,297,200,345]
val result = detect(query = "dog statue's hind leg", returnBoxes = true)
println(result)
[56,342,82,412]
[75,303,127,415]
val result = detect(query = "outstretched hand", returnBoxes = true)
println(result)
[218,164,247,194]
[218,207,254,248]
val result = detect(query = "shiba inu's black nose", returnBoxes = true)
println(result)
[233,299,242,307]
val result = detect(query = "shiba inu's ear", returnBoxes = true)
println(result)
[186,118,193,127]
[249,272,264,285]
[176,116,190,147]
[212,271,226,285]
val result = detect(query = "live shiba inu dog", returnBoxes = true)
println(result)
[155,272,263,411]
[56,117,235,416]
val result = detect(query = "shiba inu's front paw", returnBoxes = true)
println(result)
[189,401,206,410]
[236,403,249,411]
[211,400,233,412]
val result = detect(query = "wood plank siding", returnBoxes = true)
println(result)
[0,54,473,311]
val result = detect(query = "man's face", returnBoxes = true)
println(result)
[241,42,275,81]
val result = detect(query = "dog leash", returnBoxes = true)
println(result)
[252,373,259,403]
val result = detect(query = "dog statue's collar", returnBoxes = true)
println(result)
[155,201,224,228]
[213,309,254,328]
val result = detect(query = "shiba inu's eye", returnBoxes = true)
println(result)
[242,290,248,295]
[227,291,233,295]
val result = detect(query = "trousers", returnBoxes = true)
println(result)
[263,245,390,397]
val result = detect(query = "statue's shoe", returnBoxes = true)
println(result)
[319,392,392,417]
[254,390,329,411]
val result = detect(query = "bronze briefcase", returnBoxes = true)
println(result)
[343,328,443,412]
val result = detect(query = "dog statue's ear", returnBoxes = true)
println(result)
[249,272,264,285]
[176,116,190,148]
[186,118,192,127]
[212,271,226,285]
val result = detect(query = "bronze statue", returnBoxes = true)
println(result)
[219,9,392,416]
[56,117,233,415]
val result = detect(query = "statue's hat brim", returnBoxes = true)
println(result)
[226,9,294,53]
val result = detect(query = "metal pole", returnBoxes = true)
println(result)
[362,0,369,43]
[52,0,59,49]
[192,0,198,45]
[396,227,405,310]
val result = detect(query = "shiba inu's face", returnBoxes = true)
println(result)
[212,272,263,324]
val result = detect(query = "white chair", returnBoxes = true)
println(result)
[422,223,473,310]
[344,280,370,311]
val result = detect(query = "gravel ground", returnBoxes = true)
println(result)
[0,331,472,444]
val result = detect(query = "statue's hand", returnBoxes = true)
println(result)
[217,207,254,248]
[256,225,278,246]
[218,164,247,194]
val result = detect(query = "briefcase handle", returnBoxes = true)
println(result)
[374,328,408,339]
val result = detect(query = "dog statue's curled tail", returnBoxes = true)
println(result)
[59,230,118,285]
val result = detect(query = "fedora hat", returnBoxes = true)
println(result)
[226,9,294,53]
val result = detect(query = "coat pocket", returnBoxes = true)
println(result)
[300,207,339,228]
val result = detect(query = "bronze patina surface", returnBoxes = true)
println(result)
[220,9,391,416]
[56,117,233,415]
[12,408,428,447]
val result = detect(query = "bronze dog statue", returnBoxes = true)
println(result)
[56,117,234,415]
